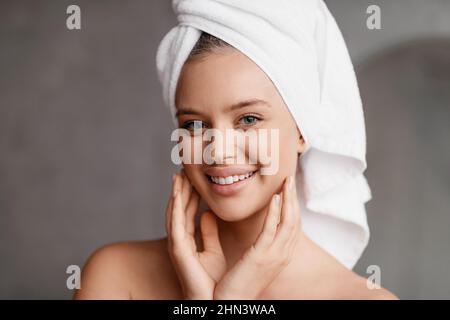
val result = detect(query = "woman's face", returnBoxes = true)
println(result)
[175,47,305,221]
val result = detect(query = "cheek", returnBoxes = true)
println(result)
[179,135,204,164]
[278,125,300,172]
[182,164,205,192]
[278,140,299,173]
[254,126,298,176]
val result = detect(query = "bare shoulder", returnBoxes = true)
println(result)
[332,271,399,300]
[300,236,398,300]
[73,238,182,300]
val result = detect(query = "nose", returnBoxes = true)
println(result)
[208,128,239,165]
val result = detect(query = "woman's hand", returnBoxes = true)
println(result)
[213,175,301,300]
[166,170,227,300]
[166,171,300,300]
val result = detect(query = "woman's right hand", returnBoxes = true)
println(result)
[166,170,227,300]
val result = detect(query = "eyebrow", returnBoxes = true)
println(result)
[175,98,270,117]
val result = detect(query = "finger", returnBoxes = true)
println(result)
[171,186,186,246]
[169,173,182,226]
[291,174,302,226]
[180,169,192,211]
[200,211,223,255]
[165,173,177,238]
[286,220,300,262]
[287,175,301,241]
[284,175,301,259]
[186,188,200,236]
[276,192,283,225]
[253,193,281,250]
[274,176,295,244]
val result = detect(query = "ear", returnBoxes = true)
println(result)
[296,129,306,154]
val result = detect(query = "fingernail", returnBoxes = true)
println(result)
[288,176,295,190]
[274,194,280,205]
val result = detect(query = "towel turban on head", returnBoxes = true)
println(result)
[156,0,372,269]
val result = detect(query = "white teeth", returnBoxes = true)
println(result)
[209,171,256,185]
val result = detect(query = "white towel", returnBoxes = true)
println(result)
[156,0,372,269]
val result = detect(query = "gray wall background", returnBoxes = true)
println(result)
[0,0,449,299]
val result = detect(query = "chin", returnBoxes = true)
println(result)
[206,198,259,222]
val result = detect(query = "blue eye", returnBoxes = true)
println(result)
[239,115,259,126]
[182,120,205,131]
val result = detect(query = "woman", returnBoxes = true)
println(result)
[74,0,398,300]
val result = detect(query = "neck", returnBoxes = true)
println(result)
[216,203,270,266]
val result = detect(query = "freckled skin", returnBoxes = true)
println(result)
[74,48,398,300]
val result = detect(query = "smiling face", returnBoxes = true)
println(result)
[175,46,305,221]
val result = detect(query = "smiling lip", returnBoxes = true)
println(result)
[204,166,258,197]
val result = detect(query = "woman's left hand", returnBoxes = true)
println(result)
[213,175,301,300]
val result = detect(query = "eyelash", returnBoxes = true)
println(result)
[181,114,262,131]
[181,120,206,131]
[238,114,261,126]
